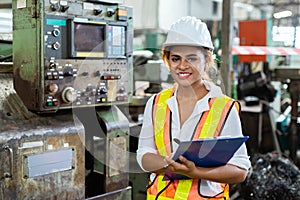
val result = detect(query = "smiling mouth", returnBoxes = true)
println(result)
[177,73,191,78]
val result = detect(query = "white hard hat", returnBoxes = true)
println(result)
[162,16,214,50]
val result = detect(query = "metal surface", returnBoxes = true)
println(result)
[0,108,85,200]
[72,105,131,198]
[0,72,133,199]
[0,69,86,199]
[24,148,74,178]
[12,0,133,112]
[0,62,12,73]
[275,66,300,80]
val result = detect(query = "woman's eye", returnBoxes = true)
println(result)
[187,57,197,62]
[171,57,180,62]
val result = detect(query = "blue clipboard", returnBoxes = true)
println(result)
[163,136,249,181]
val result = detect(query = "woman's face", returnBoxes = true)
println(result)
[168,46,206,87]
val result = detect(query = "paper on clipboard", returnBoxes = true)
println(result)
[163,136,249,181]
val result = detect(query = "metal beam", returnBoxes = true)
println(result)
[0,4,12,8]
[220,0,233,96]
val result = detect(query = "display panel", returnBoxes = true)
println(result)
[72,22,105,57]
[107,25,126,57]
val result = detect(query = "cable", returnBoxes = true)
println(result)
[260,100,298,121]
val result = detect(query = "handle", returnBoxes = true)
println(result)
[1,145,13,179]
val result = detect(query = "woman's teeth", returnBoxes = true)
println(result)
[178,73,190,77]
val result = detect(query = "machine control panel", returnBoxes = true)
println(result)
[12,0,133,112]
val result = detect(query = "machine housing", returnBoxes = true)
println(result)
[12,0,133,112]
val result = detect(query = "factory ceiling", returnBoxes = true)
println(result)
[235,0,300,27]
[0,0,299,27]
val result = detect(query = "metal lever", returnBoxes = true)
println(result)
[1,145,13,179]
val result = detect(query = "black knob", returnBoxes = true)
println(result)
[50,3,60,11]
[107,10,115,17]
[49,62,56,69]
[60,5,69,12]
[63,67,74,76]
[98,87,107,94]
[94,9,102,15]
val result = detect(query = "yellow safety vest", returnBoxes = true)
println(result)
[147,87,240,200]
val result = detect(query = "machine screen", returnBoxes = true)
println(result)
[74,23,105,53]
[107,25,126,56]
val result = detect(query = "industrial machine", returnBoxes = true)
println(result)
[1,0,135,199]
[12,0,133,113]
[0,115,86,200]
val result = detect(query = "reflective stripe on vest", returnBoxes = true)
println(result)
[148,88,237,200]
[193,96,239,139]
[153,87,174,156]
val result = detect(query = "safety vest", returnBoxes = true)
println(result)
[147,87,240,200]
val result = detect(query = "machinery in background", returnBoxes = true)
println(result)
[2,0,135,199]
[0,70,85,200]
[130,50,173,121]
[0,113,86,200]
[75,106,132,199]
[275,66,300,164]
[0,38,12,62]
[12,0,133,113]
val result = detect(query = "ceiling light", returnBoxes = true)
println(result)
[273,10,292,19]
[234,2,254,12]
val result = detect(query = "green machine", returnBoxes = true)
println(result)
[11,0,134,199]
[12,0,133,113]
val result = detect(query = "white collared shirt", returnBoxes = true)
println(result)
[136,81,251,172]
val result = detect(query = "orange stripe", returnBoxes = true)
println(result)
[164,107,172,155]
[194,98,215,139]
[152,93,160,128]
[213,100,240,137]
[147,179,158,195]
[193,111,209,139]
[235,101,241,114]
[187,179,199,199]
[165,180,177,198]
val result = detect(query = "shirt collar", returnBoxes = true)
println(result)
[166,81,224,115]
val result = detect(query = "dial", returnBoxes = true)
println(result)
[47,83,59,94]
[62,87,76,103]
[52,28,60,37]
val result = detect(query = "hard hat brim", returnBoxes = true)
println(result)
[162,43,214,51]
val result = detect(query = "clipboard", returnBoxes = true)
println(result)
[163,136,249,180]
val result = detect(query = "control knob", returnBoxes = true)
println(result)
[107,8,115,17]
[52,28,60,37]
[47,83,59,94]
[97,86,107,95]
[62,87,76,103]
[52,42,61,50]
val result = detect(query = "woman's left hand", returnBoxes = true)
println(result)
[164,155,198,178]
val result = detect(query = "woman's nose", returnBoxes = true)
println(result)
[178,58,190,69]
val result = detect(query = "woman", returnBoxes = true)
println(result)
[136,16,251,200]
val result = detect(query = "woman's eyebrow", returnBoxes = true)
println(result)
[170,54,198,57]
[185,54,198,57]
